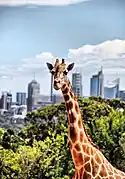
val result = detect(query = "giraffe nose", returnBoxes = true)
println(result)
[54,79,60,84]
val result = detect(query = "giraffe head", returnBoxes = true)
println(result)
[46,58,74,90]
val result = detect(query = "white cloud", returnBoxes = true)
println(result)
[0,0,89,6]
[0,52,56,100]
[1,39,125,99]
[68,39,125,75]
[0,52,54,78]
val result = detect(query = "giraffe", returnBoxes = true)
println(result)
[46,58,125,179]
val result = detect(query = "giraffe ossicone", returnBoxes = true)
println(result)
[46,58,125,179]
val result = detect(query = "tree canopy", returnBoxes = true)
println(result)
[0,97,125,178]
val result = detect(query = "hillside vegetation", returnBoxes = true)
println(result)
[0,97,125,179]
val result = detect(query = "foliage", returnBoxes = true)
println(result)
[0,97,125,178]
[0,116,25,133]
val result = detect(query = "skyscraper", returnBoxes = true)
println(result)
[16,92,26,105]
[0,91,12,111]
[112,78,120,98]
[119,90,125,101]
[90,67,104,97]
[90,74,98,96]
[104,78,120,99]
[72,72,83,97]
[27,79,40,111]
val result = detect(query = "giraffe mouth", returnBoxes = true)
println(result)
[54,85,61,90]
[54,80,65,90]
[54,82,62,90]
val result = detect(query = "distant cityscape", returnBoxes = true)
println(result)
[0,68,125,120]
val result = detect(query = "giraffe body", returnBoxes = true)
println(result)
[46,59,125,179]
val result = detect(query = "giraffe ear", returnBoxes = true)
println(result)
[46,63,53,71]
[67,63,74,71]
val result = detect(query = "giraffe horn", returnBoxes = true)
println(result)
[62,58,65,63]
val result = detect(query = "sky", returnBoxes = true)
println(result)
[0,0,125,101]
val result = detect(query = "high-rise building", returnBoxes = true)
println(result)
[72,72,83,97]
[27,79,40,111]
[104,85,118,99]
[119,90,125,101]
[104,78,120,99]
[0,91,12,111]
[90,68,104,97]
[90,74,98,96]
[16,92,26,105]
[112,78,120,98]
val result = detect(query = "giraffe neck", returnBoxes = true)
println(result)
[61,82,91,168]
[61,82,125,178]
[61,81,99,147]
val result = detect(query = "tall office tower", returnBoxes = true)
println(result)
[119,90,125,101]
[90,67,104,97]
[72,72,83,97]
[0,91,12,110]
[113,78,120,98]
[104,78,120,99]
[27,79,40,111]
[16,92,26,105]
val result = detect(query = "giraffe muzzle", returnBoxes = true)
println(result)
[54,80,62,90]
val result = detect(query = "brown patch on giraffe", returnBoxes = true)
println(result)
[78,118,83,129]
[84,162,92,173]
[83,171,91,179]
[84,155,90,163]
[62,84,66,89]
[115,175,121,179]
[72,149,84,166]
[66,101,73,111]
[69,126,78,143]
[84,163,91,173]
[95,176,101,179]
[63,87,69,94]
[68,111,77,123]
[82,144,87,153]
[75,102,79,114]
[91,158,100,177]
[114,169,119,175]
[109,176,114,179]
[74,143,81,151]
[99,164,107,177]
[80,131,84,143]
[90,146,95,156]
[107,168,113,176]
[94,153,102,164]
[64,94,70,101]
[84,145,91,155]
[83,138,87,144]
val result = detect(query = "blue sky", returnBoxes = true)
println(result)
[0,0,125,100]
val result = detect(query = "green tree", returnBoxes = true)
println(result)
[0,97,125,178]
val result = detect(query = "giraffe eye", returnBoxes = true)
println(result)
[63,70,68,75]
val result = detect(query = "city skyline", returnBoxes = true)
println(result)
[0,0,125,100]
[0,68,124,101]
